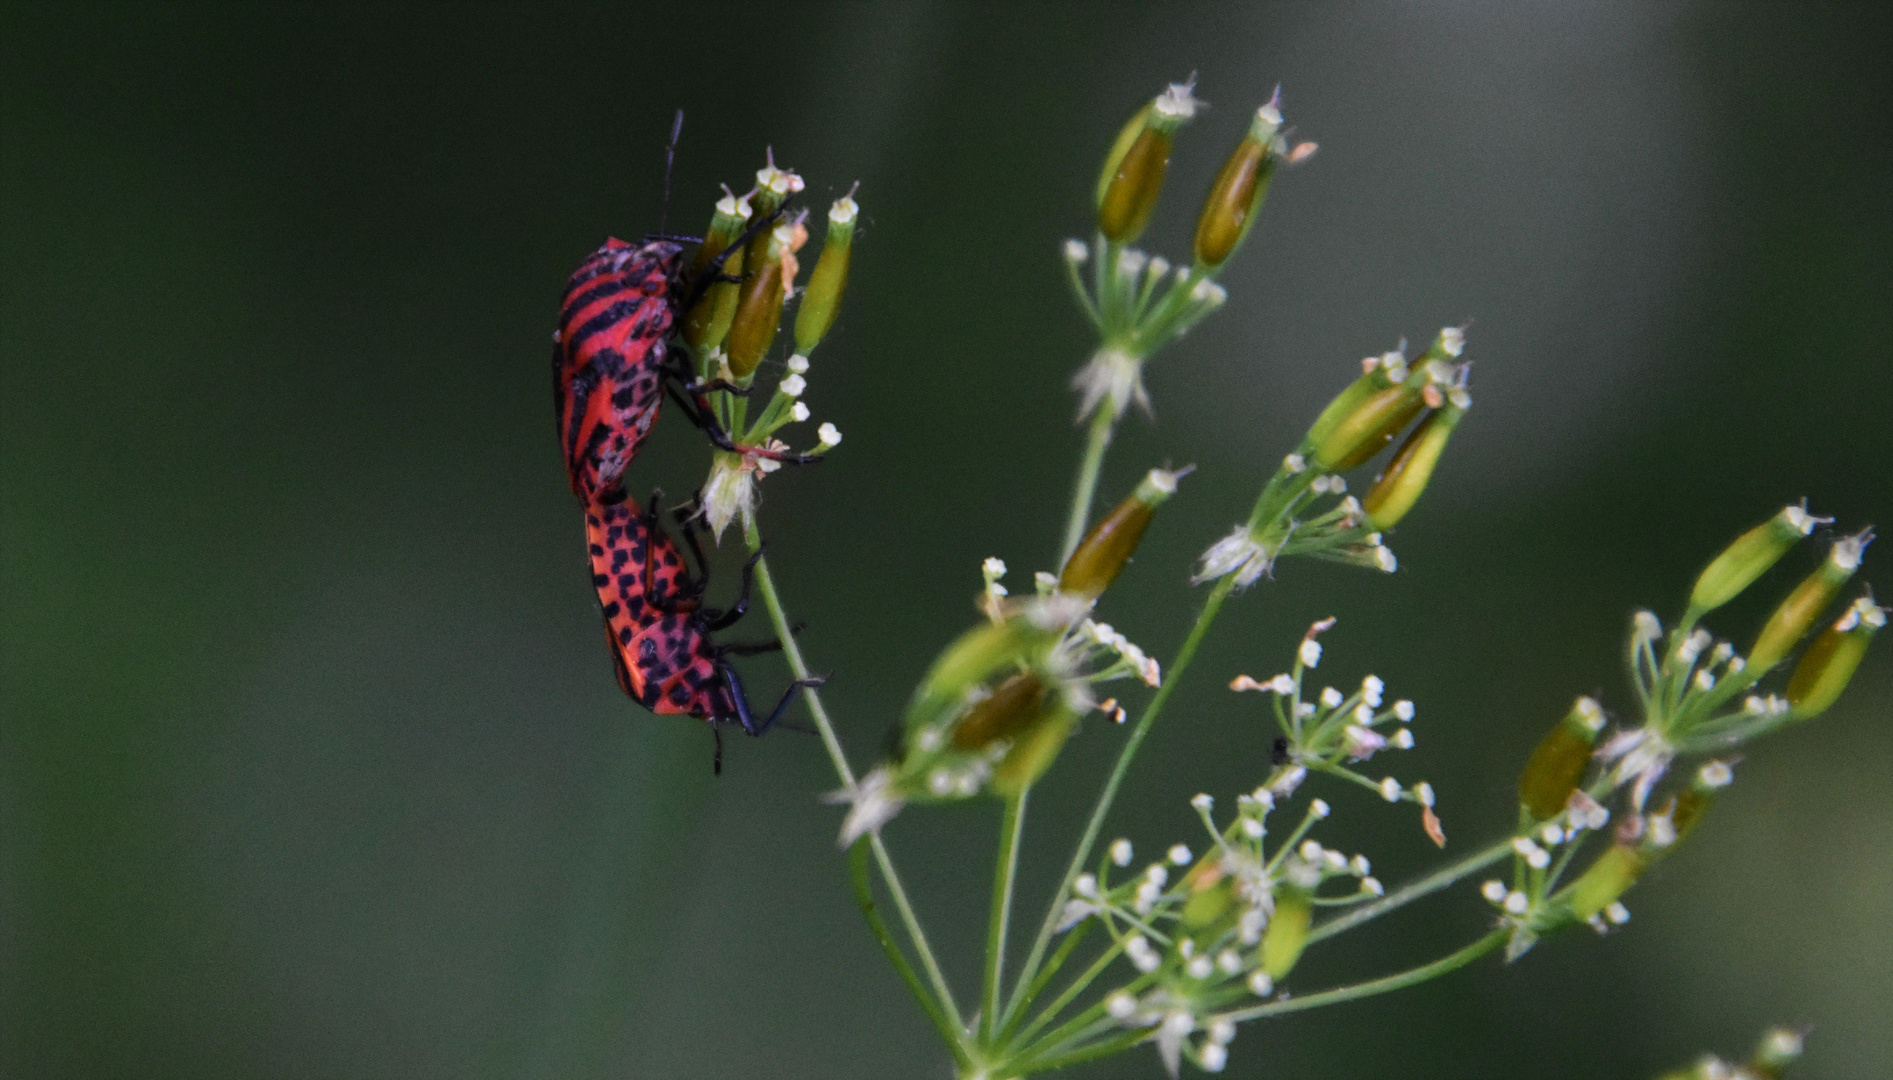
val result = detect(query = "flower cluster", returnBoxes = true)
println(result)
[1067,82,1316,422]
[1487,507,1879,959]
[1228,618,1443,844]
[678,154,854,539]
[1061,787,1383,1075]
[1194,329,1473,588]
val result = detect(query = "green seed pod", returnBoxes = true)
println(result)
[681,190,752,351]
[1563,844,1646,923]
[1059,467,1185,597]
[1260,886,1312,979]
[1178,859,1237,935]
[1192,101,1284,268]
[1688,504,1823,616]
[905,613,1067,735]
[1313,384,1426,473]
[1517,696,1607,820]
[744,153,804,272]
[725,223,804,380]
[1095,83,1197,244]
[990,705,1078,796]
[1786,596,1885,720]
[1748,530,1873,673]
[951,672,1048,750]
[1665,759,1734,847]
[793,189,858,354]
[1361,403,1467,530]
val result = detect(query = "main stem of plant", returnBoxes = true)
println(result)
[744,519,968,1050]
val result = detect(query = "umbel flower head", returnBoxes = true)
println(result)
[1066,80,1316,424]
[677,154,858,542]
[830,576,1164,845]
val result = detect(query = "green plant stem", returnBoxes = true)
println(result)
[1005,1025,1148,1078]
[1007,576,1236,1021]
[982,792,1029,1044]
[996,922,1095,1048]
[1005,934,1126,1051]
[1305,836,1516,945]
[744,524,967,1041]
[1060,406,1117,565]
[851,840,971,1069]
[1221,928,1507,1023]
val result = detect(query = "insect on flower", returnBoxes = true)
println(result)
[585,489,824,771]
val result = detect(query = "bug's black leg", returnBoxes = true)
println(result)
[712,725,724,776]
[717,662,827,737]
[703,549,762,631]
[639,489,705,610]
[678,203,791,309]
[663,381,745,452]
[715,638,783,657]
[667,499,713,595]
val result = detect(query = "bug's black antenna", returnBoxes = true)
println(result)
[658,109,684,238]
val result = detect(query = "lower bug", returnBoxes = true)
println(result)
[585,489,822,772]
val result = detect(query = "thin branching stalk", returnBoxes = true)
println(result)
[1008,576,1237,1019]
[982,792,1029,1043]
[1220,929,1509,1023]
[745,527,967,1040]
[850,840,972,1068]
[1305,837,1516,944]
[1060,407,1117,564]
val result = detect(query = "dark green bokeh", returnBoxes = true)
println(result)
[4,4,1889,1078]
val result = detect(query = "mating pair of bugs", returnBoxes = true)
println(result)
[552,205,819,772]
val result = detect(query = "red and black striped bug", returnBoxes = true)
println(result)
[551,218,820,505]
[585,489,823,772]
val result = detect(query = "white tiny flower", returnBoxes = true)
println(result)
[1299,839,1324,861]
[1414,782,1436,807]
[1217,949,1243,975]
[1195,525,1272,587]
[1111,839,1134,867]
[1268,674,1295,694]
[1238,909,1266,946]
[1378,777,1402,802]
[1362,877,1383,895]
[1648,813,1677,848]
[1830,528,1873,572]
[1200,1044,1228,1072]
[1361,676,1385,708]
[779,373,807,397]
[1146,864,1170,887]
[928,768,954,796]
[1699,760,1735,788]
[1319,687,1343,708]
[1117,248,1147,279]
[789,401,810,422]
[786,353,810,374]
[983,556,1006,578]
[1345,725,1387,760]
[1633,610,1662,644]
[1074,873,1098,899]
[1064,238,1089,263]
[829,766,908,846]
[1055,897,1097,931]
[1765,1028,1805,1058]
[1605,901,1630,925]
[1310,797,1330,818]
[1541,823,1566,846]
[1283,452,1307,474]
[1126,934,1160,973]
[1208,1017,1236,1045]
[1187,954,1214,979]
[1393,700,1415,721]
[1481,880,1508,903]
[816,421,842,447]
[1191,793,1214,812]
[1299,639,1323,668]
[1168,844,1193,866]
[1273,767,1307,797]
[1241,817,1264,839]
[1391,728,1415,749]
[1106,990,1137,1020]
[1322,848,1347,872]
[1374,546,1398,573]
[1438,326,1467,357]
[1247,970,1274,996]
[1504,890,1530,915]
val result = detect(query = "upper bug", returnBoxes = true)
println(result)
[585,489,822,772]
[553,237,688,504]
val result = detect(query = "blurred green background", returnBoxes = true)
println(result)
[4,3,1890,1078]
